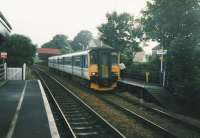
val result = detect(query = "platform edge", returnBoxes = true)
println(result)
[38,80,60,138]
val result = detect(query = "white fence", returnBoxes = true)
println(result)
[7,67,22,80]
[6,64,26,80]
[0,63,26,80]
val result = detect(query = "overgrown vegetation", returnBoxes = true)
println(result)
[123,61,160,83]
[141,0,200,99]
[0,34,36,67]
[71,30,93,51]
[98,12,143,62]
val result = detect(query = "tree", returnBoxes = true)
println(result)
[142,0,200,97]
[71,30,93,51]
[0,34,36,66]
[41,34,71,54]
[98,11,142,61]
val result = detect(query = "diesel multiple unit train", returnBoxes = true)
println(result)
[48,47,120,91]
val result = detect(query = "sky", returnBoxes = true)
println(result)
[0,0,148,45]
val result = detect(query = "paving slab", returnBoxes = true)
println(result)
[0,80,59,138]
[119,78,179,110]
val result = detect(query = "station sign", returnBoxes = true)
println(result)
[0,52,7,59]
[156,49,167,55]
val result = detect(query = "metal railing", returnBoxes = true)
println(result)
[122,70,161,84]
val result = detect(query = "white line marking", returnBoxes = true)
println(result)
[38,80,60,138]
[6,81,27,138]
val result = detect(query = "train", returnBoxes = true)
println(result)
[48,47,120,91]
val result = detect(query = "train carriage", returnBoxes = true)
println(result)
[48,47,120,91]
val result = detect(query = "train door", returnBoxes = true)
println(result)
[98,51,111,84]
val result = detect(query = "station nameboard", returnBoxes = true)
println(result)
[156,49,167,55]
[0,52,7,59]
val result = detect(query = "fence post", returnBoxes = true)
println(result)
[4,63,7,80]
[23,63,26,80]
[163,71,166,87]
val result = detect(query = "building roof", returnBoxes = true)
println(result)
[37,48,61,55]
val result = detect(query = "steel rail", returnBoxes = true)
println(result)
[35,67,126,138]
[96,95,177,138]
[114,93,200,133]
[34,69,76,138]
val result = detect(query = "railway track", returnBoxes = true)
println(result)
[34,65,200,138]
[96,93,200,138]
[34,68,126,138]
[114,92,200,132]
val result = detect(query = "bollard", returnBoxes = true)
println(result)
[145,72,150,83]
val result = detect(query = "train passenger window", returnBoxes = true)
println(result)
[111,53,118,65]
[68,58,72,65]
[90,52,97,64]
[58,58,62,64]
[54,59,57,63]
[75,61,80,66]
[74,56,81,67]
[64,57,71,65]
[85,55,88,68]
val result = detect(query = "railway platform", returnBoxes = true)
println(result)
[118,78,200,131]
[118,78,180,111]
[0,80,59,138]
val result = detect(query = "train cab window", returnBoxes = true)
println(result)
[90,52,97,64]
[111,53,118,65]
[85,55,88,68]
[81,55,88,68]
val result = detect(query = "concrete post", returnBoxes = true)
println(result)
[23,63,26,80]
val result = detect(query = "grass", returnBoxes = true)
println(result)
[26,67,37,80]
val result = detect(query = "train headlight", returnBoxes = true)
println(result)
[91,72,98,76]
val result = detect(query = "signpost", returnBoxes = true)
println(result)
[0,52,7,59]
[156,49,167,87]
[0,52,7,65]
[156,49,167,55]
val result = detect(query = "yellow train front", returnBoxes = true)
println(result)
[48,47,120,91]
[88,47,120,91]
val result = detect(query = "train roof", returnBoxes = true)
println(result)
[49,50,90,59]
[49,47,116,60]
